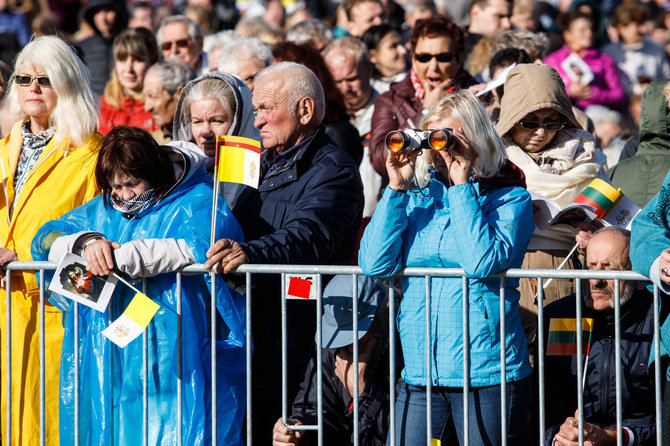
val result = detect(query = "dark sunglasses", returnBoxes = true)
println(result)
[414,52,453,63]
[161,39,190,51]
[14,75,51,88]
[517,120,564,131]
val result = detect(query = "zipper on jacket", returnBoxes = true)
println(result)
[600,337,613,417]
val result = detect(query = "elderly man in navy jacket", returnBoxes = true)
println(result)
[543,227,658,446]
[205,61,364,443]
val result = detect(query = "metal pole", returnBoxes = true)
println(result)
[499,277,507,446]
[537,278,545,446]
[281,274,288,425]
[176,272,182,446]
[352,274,359,446]
[5,269,11,446]
[425,275,432,446]
[39,270,45,446]
[462,277,469,446]
[211,271,217,445]
[614,280,622,446]
[575,278,584,446]
[388,280,396,446]
[143,280,148,446]
[74,302,79,446]
[316,274,323,446]
[246,272,253,446]
[653,285,662,446]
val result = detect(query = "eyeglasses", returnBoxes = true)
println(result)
[414,52,453,63]
[161,39,190,51]
[517,120,564,131]
[14,75,51,88]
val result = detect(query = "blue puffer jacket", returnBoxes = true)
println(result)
[359,179,534,387]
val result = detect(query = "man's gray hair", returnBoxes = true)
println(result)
[217,37,273,75]
[287,19,333,47]
[157,15,203,47]
[255,62,325,125]
[322,36,370,67]
[147,60,195,95]
[590,226,631,247]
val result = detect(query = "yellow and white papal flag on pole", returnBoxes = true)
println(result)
[102,292,161,347]
[216,135,262,188]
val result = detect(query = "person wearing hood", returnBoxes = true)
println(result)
[31,126,247,446]
[172,71,260,218]
[496,63,609,360]
[76,0,128,97]
[609,79,670,209]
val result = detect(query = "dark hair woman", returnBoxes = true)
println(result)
[32,126,247,446]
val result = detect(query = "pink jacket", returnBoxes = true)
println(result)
[544,46,626,111]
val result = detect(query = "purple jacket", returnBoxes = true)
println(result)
[544,46,626,111]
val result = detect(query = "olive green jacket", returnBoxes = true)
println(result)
[609,79,670,208]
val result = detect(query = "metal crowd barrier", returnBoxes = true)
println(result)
[0,262,664,446]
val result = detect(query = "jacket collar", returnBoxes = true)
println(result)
[259,125,323,192]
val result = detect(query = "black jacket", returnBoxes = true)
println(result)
[543,290,657,445]
[291,347,390,446]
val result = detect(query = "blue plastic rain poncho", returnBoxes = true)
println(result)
[31,141,246,446]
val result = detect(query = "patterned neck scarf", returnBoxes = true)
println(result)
[14,120,54,189]
[111,189,160,215]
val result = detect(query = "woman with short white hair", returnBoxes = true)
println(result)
[360,89,534,445]
[0,35,102,446]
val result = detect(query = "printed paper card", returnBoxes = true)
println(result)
[49,252,117,312]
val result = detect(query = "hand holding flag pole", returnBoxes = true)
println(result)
[534,179,624,303]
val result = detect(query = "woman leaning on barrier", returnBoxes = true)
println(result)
[31,126,247,446]
[0,35,101,446]
[359,89,534,445]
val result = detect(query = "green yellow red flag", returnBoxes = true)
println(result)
[547,317,594,356]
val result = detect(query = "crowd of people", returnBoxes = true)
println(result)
[0,0,666,445]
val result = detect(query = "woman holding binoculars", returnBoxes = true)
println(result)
[359,89,534,445]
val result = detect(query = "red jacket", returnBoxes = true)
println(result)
[98,96,158,136]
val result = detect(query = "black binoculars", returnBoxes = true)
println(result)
[385,129,455,152]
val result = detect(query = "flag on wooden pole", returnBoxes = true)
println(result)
[547,317,594,356]
[216,135,261,188]
[572,178,621,218]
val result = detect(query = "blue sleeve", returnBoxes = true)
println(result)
[449,183,534,278]
[631,170,670,277]
[358,187,410,277]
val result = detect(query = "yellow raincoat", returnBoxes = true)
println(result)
[0,119,101,445]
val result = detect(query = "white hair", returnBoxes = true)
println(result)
[156,15,202,47]
[255,61,325,125]
[217,37,272,74]
[7,36,98,148]
[420,89,506,178]
[286,18,333,46]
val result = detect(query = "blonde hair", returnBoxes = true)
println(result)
[7,36,98,148]
[420,89,506,178]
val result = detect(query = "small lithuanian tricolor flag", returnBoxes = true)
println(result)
[216,135,262,188]
[547,318,594,356]
[572,178,621,219]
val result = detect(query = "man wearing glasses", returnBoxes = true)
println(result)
[157,15,208,76]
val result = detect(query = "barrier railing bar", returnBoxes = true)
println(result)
[245,272,253,446]
[425,275,432,446]
[5,269,11,446]
[537,277,546,446]
[653,285,662,446]
[142,279,148,446]
[388,280,396,446]
[614,280,622,446]
[281,273,288,427]
[74,302,79,446]
[176,272,183,446]
[210,270,217,446]
[316,274,323,446]
[499,277,507,446]
[462,276,470,446]
[352,273,359,446]
[39,269,45,446]
[575,278,584,445]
